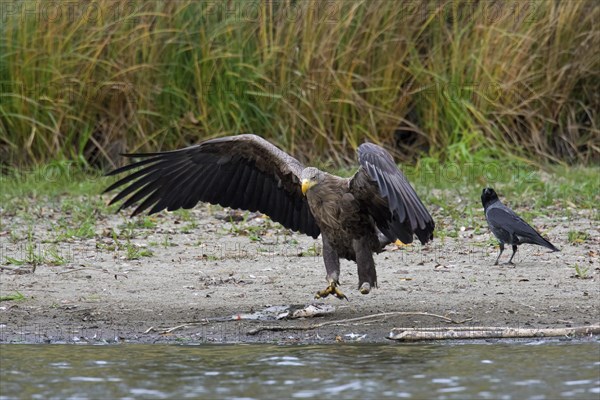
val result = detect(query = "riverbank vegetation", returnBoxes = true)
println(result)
[1,1,598,168]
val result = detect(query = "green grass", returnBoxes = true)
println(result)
[226,212,278,241]
[570,263,591,279]
[52,215,97,241]
[0,1,597,167]
[0,291,25,302]
[0,158,596,272]
[162,235,173,248]
[1,158,597,215]
[405,156,600,211]
[124,240,153,260]
[567,231,591,244]
[299,243,322,258]
[180,222,198,234]
[3,228,44,269]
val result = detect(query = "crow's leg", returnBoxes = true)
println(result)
[494,243,505,265]
[506,245,518,265]
[315,235,347,300]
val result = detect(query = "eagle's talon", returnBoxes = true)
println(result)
[359,282,371,294]
[334,287,348,301]
[315,283,348,301]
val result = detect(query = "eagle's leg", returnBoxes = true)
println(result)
[494,243,505,265]
[315,236,347,300]
[506,245,518,265]
[353,237,377,295]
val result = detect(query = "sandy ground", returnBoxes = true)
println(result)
[1,203,598,344]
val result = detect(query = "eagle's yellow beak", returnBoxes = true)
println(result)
[301,179,315,195]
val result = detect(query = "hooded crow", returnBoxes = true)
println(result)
[481,187,559,265]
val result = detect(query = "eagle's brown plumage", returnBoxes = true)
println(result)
[104,134,435,298]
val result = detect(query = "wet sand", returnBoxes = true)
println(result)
[1,204,598,344]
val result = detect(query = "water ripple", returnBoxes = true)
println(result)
[564,379,592,386]
[0,342,598,400]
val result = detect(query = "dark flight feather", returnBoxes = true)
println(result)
[352,142,435,245]
[104,134,320,238]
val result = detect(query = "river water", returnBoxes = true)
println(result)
[1,341,599,399]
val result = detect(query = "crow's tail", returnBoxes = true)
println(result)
[533,235,560,252]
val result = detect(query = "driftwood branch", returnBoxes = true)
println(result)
[154,320,213,334]
[388,324,600,341]
[247,311,471,335]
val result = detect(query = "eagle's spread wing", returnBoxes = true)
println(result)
[350,142,434,244]
[104,134,320,238]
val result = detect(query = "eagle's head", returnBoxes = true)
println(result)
[301,167,324,195]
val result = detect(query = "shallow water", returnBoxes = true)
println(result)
[1,342,599,399]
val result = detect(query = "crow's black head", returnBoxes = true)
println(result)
[481,187,499,208]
